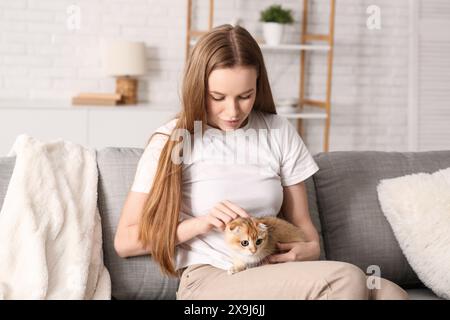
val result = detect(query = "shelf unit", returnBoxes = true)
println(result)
[186,0,336,152]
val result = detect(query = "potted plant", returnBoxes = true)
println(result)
[260,4,294,45]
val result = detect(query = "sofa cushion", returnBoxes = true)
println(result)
[0,156,16,210]
[96,147,179,300]
[313,150,450,288]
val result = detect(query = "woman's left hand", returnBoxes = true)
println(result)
[266,241,320,263]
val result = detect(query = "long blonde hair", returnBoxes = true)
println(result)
[138,24,277,276]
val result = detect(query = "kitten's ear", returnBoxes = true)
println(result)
[227,221,241,234]
[230,226,240,234]
[257,223,268,231]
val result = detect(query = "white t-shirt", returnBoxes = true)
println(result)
[131,109,319,270]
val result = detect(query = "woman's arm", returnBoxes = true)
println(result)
[114,191,204,258]
[114,189,249,258]
[268,181,321,263]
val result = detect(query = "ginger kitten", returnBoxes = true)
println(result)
[224,216,306,275]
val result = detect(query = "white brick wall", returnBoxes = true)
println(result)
[0,0,411,153]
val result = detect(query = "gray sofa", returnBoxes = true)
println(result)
[1,148,448,300]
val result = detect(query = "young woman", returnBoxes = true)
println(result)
[114,24,408,300]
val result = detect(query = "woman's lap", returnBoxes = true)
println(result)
[177,261,406,300]
[176,260,408,300]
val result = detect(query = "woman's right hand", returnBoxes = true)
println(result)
[197,200,250,234]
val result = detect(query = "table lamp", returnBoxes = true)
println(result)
[102,40,147,104]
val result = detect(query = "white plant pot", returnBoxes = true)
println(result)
[262,22,284,46]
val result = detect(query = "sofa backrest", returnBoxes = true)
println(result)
[313,150,450,288]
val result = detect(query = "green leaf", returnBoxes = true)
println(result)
[260,5,294,24]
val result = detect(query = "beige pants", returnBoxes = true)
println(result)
[176,261,409,300]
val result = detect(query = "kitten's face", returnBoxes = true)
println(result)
[224,218,269,256]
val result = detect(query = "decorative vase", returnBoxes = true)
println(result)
[262,22,284,45]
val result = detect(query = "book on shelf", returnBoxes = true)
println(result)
[72,92,122,106]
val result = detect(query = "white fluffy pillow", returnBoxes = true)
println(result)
[377,167,450,300]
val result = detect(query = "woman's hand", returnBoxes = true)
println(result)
[267,240,320,263]
[197,200,250,234]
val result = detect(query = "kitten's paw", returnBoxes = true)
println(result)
[227,265,246,275]
[227,268,236,275]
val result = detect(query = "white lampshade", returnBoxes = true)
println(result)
[102,39,147,76]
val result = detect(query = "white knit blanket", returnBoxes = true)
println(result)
[0,134,111,299]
